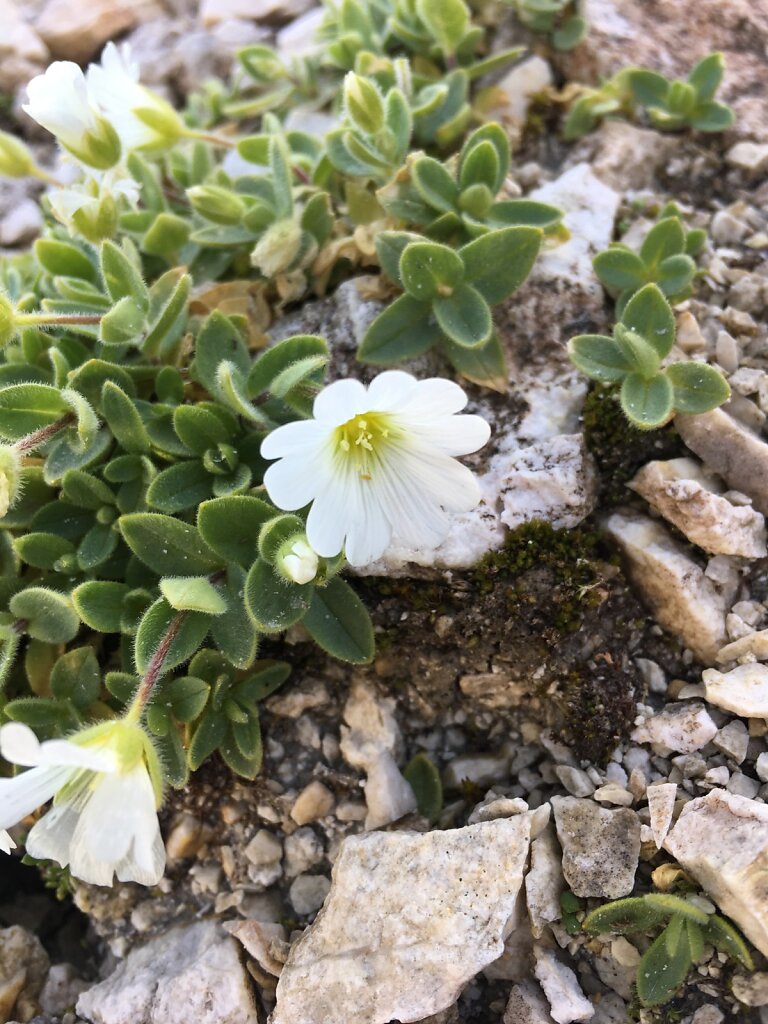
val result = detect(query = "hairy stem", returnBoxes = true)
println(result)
[14,414,75,455]
[17,313,103,326]
[127,611,187,721]
[184,129,236,149]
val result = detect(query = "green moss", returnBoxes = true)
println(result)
[582,383,682,505]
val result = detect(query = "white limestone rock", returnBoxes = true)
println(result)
[632,702,718,755]
[676,409,768,517]
[504,980,556,1024]
[717,629,768,663]
[224,919,286,977]
[629,458,767,558]
[579,120,677,191]
[533,946,594,1024]
[339,681,417,829]
[34,0,157,62]
[603,511,739,663]
[200,0,312,27]
[550,797,640,899]
[489,56,553,130]
[664,789,768,957]
[646,783,677,849]
[525,824,564,938]
[499,435,598,531]
[0,0,48,93]
[76,920,260,1024]
[272,817,535,1024]
[703,664,768,719]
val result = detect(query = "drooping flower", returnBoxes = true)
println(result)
[261,371,491,566]
[23,61,121,170]
[86,42,185,152]
[0,720,165,887]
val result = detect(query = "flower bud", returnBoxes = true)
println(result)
[187,185,246,225]
[344,73,385,135]
[0,131,37,179]
[0,296,17,348]
[0,446,22,519]
[276,536,319,586]
[251,219,303,278]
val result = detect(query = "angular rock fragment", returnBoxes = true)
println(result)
[664,789,768,957]
[550,797,640,899]
[504,980,556,1024]
[525,824,564,938]
[675,409,768,517]
[703,664,768,719]
[604,512,738,663]
[646,783,677,849]
[533,946,594,1024]
[272,817,534,1024]
[76,920,260,1024]
[35,0,154,62]
[632,703,718,755]
[629,458,767,558]
[717,629,768,663]
[499,435,598,531]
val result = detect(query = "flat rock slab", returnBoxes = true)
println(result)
[551,797,640,899]
[703,664,768,718]
[76,920,260,1024]
[664,789,768,957]
[272,817,534,1024]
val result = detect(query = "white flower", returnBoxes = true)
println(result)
[47,167,140,241]
[278,537,319,585]
[0,720,165,887]
[261,371,491,566]
[23,61,121,170]
[0,829,15,854]
[86,42,184,152]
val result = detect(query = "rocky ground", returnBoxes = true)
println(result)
[2,0,768,1023]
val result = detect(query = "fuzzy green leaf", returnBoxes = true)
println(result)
[687,52,724,102]
[358,294,441,364]
[411,157,459,213]
[400,241,464,301]
[459,226,542,304]
[636,921,693,1007]
[0,383,69,439]
[443,331,508,392]
[10,587,80,643]
[639,217,685,267]
[301,576,374,664]
[245,557,312,633]
[197,495,275,567]
[620,283,675,358]
[593,248,647,292]
[50,646,101,710]
[666,361,730,414]
[568,334,633,382]
[404,752,443,821]
[620,372,674,429]
[72,580,130,633]
[134,598,211,675]
[210,566,259,669]
[101,381,151,454]
[159,576,227,615]
[119,513,222,575]
[433,283,492,348]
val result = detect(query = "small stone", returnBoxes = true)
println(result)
[604,512,737,663]
[726,142,768,178]
[592,783,633,807]
[691,1007,724,1024]
[0,0,48,93]
[267,680,328,717]
[224,920,287,977]
[664,789,768,957]
[444,755,509,789]
[732,971,768,1006]
[727,772,761,799]
[35,0,156,62]
[0,198,44,248]
[165,813,204,861]
[503,980,554,1024]
[290,781,335,825]
[710,210,749,246]
[76,920,260,1024]
[533,946,594,1024]
[0,925,49,1023]
[554,765,595,797]
[283,827,324,879]
[499,435,597,531]
[715,331,740,374]
[245,828,282,867]
[551,797,640,899]
[199,0,312,27]
[289,874,332,916]
[712,720,749,763]
[756,753,768,782]
[39,963,89,1017]
[635,658,666,693]
[610,937,640,969]
[588,120,676,191]
[676,409,768,517]
[632,703,718,755]
[490,56,553,129]
[272,817,535,1024]
[647,783,677,849]
[629,458,767,558]
[525,824,563,938]
[704,664,768,719]
[675,312,707,353]
[704,766,730,786]
[718,628,768,662]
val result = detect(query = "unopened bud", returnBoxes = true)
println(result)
[251,219,303,278]
[187,185,246,225]
[0,446,22,519]
[0,131,37,179]
[0,296,17,348]
[277,537,319,586]
[343,73,385,135]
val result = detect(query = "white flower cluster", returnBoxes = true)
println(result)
[0,719,164,886]
[22,43,184,236]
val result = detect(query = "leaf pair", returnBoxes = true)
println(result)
[568,283,729,428]
[628,53,735,132]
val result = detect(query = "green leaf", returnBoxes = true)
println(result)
[155,727,189,788]
[459,140,500,194]
[628,68,669,108]
[593,248,647,292]
[245,557,312,633]
[665,361,730,414]
[568,334,633,382]
[101,382,151,454]
[197,495,274,566]
[248,334,328,399]
[375,231,423,285]
[636,921,693,1007]
[188,711,227,770]
[43,428,112,486]
[613,324,662,377]
[216,362,268,425]
[411,157,459,213]
[143,269,190,358]
[433,283,492,348]
[99,295,147,346]
[443,331,508,392]
[4,697,75,729]
[100,239,149,305]
[36,239,98,283]
[690,100,734,132]
[146,461,212,514]
[119,513,222,575]
[687,52,724,102]
[14,532,74,570]
[77,522,118,571]
[173,405,231,455]
[416,0,469,55]
[165,675,210,723]
[159,576,227,615]
[210,565,259,669]
[701,915,754,970]
[620,283,675,358]
[552,14,588,49]
[400,241,464,301]
[358,294,441,364]
[301,576,374,664]
[10,587,80,643]
[620,372,674,429]
[459,226,542,304]
[583,896,670,936]
[639,217,685,267]
[134,598,211,675]
[221,716,263,779]
[141,212,190,261]
[657,253,696,297]
[404,752,443,821]
[50,646,100,710]
[60,468,114,509]
[72,580,130,633]
[193,311,251,394]
[0,383,68,439]
[238,660,291,704]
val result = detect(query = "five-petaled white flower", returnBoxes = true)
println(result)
[86,43,184,152]
[23,61,121,170]
[261,371,491,566]
[0,719,165,887]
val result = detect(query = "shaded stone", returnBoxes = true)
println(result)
[551,796,640,899]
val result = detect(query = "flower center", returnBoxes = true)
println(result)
[334,412,397,480]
